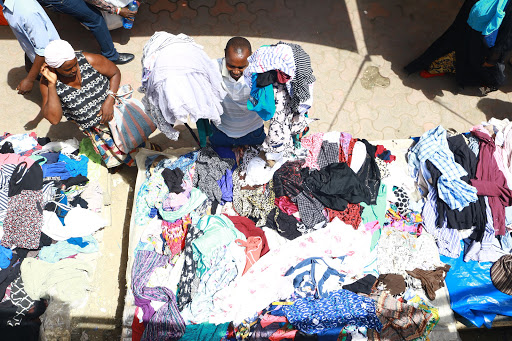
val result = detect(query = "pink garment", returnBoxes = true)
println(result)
[269,329,297,341]
[162,190,190,211]
[365,221,380,234]
[301,132,324,170]
[275,196,299,215]
[339,132,353,158]
[236,236,263,275]
[0,154,35,167]
[470,128,512,235]
[260,314,288,328]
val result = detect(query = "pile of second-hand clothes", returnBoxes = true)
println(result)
[127,122,469,340]
[0,132,107,340]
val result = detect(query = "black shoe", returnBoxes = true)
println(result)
[113,53,135,65]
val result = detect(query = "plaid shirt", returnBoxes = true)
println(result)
[409,126,478,210]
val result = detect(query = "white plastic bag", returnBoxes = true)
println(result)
[102,12,123,30]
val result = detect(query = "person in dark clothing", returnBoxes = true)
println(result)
[405,0,512,94]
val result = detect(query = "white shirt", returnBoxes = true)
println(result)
[214,58,263,138]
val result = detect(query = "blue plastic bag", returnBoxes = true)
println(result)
[441,241,512,328]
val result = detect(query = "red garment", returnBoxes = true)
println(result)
[470,129,512,235]
[340,138,357,165]
[131,308,145,341]
[269,329,297,341]
[276,70,291,84]
[326,204,363,229]
[275,196,299,215]
[236,236,263,274]
[260,314,288,328]
[225,215,270,255]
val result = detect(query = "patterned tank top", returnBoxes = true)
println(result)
[55,52,109,129]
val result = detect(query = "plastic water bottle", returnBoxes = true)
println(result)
[122,1,138,29]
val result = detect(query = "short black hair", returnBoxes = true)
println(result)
[225,37,252,55]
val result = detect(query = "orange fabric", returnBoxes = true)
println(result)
[0,9,7,26]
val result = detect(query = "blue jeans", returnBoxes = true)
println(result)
[37,0,119,61]
[210,124,266,147]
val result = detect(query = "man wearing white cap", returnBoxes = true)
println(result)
[0,0,60,95]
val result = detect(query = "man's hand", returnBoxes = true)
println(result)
[98,99,115,124]
[16,77,35,95]
[119,7,136,19]
[40,64,58,85]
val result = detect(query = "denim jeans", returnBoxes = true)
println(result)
[37,0,119,61]
[209,124,266,147]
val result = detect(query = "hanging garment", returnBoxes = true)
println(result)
[283,289,382,334]
[141,32,226,140]
[132,250,185,340]
[408,126,478,210]
[262,84,312,155]
[245,44,296,81]
[470,128,512,235]
[248,73,276,121]
[278,42,316,114]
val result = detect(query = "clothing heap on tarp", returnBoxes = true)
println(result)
[0,132,107,340]
[125,122,512,341]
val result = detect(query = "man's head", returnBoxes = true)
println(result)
[224,37,251,81]
[44,40,77,78]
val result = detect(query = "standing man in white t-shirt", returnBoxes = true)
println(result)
[209,37,265,147]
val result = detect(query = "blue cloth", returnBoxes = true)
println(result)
[408,126,478,211]
[58,153,88,178]
[210,124,266,147]
[247,73,276,121]
[442,241,512,328]
[484,28,499,47]
[285,256,347,299]
[41,152,60,164]
[283,289,382,334]
[42,162,72,180]
[0,0,60,62]
[468,0,509,36]
[217,169,233,203]
[0,246,13,269]
[37,0,119,61]
[39,235,98,263]
[67,237,89,248]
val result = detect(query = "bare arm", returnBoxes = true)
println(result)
[39,65,63,125]
[83,52,121,124]
[17,55,46,95]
